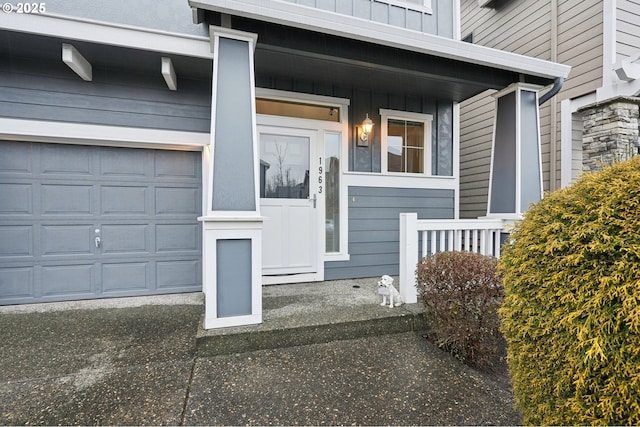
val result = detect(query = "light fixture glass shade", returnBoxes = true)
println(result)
[362,114,374,136]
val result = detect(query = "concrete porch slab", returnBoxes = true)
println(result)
[196,277,425,356]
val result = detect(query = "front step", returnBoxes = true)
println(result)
[195,278,425,357]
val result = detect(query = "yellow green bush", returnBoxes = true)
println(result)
[499,156,640,425]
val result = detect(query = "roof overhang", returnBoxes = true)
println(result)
[190,0,571,87]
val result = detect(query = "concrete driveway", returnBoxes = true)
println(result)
[0,294,521,425]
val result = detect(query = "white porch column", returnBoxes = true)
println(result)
[487,83,543,218]
[200,27,263,329]
[399,213,418,304]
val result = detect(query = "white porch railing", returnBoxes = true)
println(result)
[399,213,506,304]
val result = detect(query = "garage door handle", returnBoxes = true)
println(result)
[95,236,101,248]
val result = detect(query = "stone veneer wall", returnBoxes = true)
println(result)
[580,97,640,172]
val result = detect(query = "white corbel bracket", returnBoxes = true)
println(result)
[62,43,92,81]
[614,53,640,82]
[161,57,178,91]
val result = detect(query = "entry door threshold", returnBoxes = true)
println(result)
[262,272,322,285]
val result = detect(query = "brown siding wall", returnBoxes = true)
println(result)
[459,0,603,218]
[617,0,640,61]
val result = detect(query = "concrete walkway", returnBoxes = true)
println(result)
[0,279,521,425]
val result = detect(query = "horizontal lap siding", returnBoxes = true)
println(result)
[459,91,494,218]
[460,0,553,218]
[617,0,640,61]
[0,58,211,132]
[324,186,454,280]
[460,0,603,211]
[557,0,603,100]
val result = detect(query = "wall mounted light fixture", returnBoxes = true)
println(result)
[356,113,374,147]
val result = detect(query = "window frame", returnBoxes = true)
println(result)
[380,108,433,176]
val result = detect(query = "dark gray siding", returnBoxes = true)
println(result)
[0,57,211,132]
[324,186,454,280]
[350,93,453,176]
[255,78,454,176]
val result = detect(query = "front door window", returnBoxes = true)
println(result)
[260,134,309,199]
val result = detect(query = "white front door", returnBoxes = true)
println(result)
[259,127,320,280]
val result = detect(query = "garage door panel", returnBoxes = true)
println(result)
[0,184,32,214]
[41,184,93,215]
[101,224,148,254]
[157,260,199,289]
[156,187,199,215]
[0,141,32,173]
[156,224,198,252]
[41,144,91,175]
[156,151,199,178]
[102,262,148,292]
[41,225,93,256]
[101,186,148,215]
[0,226,32,256]
[100,148,147,177]
[0,267,33,298]
[42,264,94,296]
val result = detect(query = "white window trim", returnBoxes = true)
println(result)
[379,0,433,16]
[380,108,433,176]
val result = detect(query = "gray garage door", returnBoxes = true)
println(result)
[0,141,202,305]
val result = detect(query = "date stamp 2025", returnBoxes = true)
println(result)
[1,2,46,13]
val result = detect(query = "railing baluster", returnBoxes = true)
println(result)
[431,230,438,255]
[472,229,478,253]
[421,230,428,258]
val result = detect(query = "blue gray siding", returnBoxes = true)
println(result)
[281,0,453,37]
[489,91,516,214]
[0,57,211,132]
[44,0,208,36]
[211,38,256,211]
[216,239,252,317]
[324,186,454,280]
[45,0,452,38]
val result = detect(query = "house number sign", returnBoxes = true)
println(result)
[318,157,323,194]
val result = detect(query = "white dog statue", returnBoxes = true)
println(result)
[377,275,403,308]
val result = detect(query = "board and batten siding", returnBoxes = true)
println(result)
[0,57,212,133]
[280,0,454,37]
[617,0,640,62]
[324,186,454,280]
[459,0,603,218]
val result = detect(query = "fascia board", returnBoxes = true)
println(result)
[189,0,571,80]
[0,12,212,58]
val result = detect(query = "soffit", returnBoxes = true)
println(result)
[235,17,547,102]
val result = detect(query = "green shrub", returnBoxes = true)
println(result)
[499,156,640,425]
[416,251,505,370]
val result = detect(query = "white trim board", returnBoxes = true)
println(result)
[344,172,457,190]
[0,118,209,150]
[0,12,212,58]
[189,0,570,80]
